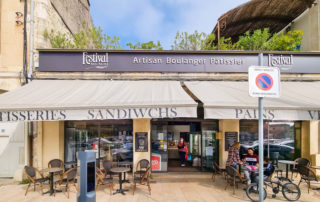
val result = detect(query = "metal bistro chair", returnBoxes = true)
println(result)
[24,166,49,196]
[133,166,152,195]
[96,167,113,195]
[102,160,114,178]
[224,166,244,195]
[297,166,319,193]
[291,158,310,179]
[53,167,77,198]
[48,159,64,176]
[270,152,283,178]
[135,159,150,178]
[212,161,226,182]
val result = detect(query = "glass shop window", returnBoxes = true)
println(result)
[239,120,301,160]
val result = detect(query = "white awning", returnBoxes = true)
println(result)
[0,80,198,122]
[185,81,320,121]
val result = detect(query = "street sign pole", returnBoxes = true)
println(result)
[249,55,280,202]
[258,53,264,202]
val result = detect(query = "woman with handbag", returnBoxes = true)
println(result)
[177,137,188,167]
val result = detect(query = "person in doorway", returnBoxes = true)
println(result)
[226,142,243,170]
[242,148,259,184]
[177,137,188,166]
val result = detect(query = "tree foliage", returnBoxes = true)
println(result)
[234,28,271,50]
[43,29,74,49]
[44,23,163,50]
[126,41,163,50]
[44,23,304,51]
[171,28,303,51]
[171,31,216,50]
[232,28,304,51]
[44,23,121,49]
[265,30,304,51]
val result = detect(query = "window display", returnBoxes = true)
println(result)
[65,120,133,168]
[151,122,168,172]
[239,120,301,160]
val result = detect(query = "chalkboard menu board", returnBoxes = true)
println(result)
[225,132,238,151]
[135,132,148,152]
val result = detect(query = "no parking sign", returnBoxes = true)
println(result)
[249,66,280,97]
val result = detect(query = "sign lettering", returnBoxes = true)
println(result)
[268,54,293,67]
[82,52,108,68]
[40,51,320,73]
[0,107,181,122]
[235,109,275,120]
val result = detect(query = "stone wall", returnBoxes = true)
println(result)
[50,0,93,34]
[30,0,93,169]
[32,0,93,71]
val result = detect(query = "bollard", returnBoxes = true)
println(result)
[77,151,96,202]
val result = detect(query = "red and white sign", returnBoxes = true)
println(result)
[151,153,161,171]
[249,66,280,98]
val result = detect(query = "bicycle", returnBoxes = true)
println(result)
[246,177,301,202]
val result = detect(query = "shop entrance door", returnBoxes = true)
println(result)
[151,120,218,172]
[201,130,218,170]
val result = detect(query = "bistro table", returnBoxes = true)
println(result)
[41,167,64,195]
[278,160,297,179]
[110,167,130,195]
[117,162,132,183]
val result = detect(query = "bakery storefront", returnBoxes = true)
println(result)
[0,50,320,172]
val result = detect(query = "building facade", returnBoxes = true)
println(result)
[1,0,320,179]
[0,0,92,178]
[1,50,320,176]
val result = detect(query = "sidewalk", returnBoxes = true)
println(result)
[0,178,18,187]
[0,172,319,202]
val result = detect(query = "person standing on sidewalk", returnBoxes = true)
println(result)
[178,137,188,166]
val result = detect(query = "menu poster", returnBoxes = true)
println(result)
[135,132,148,152]
[225,132,238,151]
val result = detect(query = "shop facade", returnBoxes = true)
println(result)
[0,50,320,174]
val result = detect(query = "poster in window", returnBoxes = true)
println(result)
[225,132,238,151]
[135,132,148,152]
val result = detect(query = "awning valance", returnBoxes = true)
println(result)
[0,80,198,122]
[185,81,320,121]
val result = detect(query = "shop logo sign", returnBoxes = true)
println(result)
[82,52,108,69]
[268,54,293,67]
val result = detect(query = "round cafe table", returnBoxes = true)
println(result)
[110,167,130,195]
[117,162,132,183]
[41,167,64,195]
[278,160,297,179]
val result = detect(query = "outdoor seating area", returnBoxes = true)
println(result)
[21,158,152,199]
[1,169,320,202]
[0,155,318,202]
[212,157,320,201]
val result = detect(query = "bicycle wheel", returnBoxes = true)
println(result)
[282,182,301,201]
[246,183,267,202]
